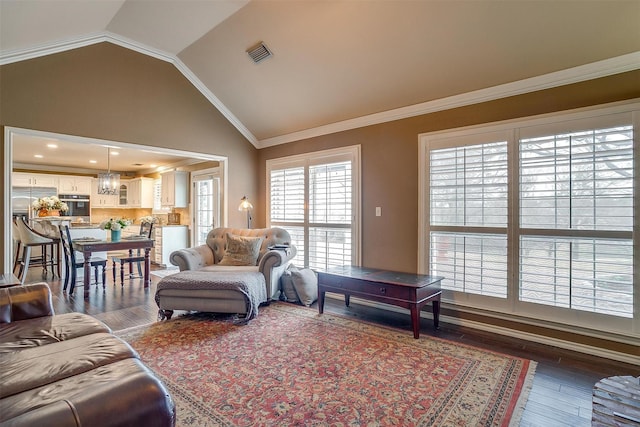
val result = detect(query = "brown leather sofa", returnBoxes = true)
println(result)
[0,283,175,426]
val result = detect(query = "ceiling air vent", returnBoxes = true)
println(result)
[247,42,272,64]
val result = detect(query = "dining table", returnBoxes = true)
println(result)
[72,237,154,298]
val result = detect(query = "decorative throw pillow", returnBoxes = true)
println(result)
[218,234,264,266]
[280,266,300,303]
[290,268,318,307]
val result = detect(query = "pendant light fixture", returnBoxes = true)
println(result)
[97,147,120,195]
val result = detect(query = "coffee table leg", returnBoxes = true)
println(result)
[318,288,325,314]
[432,299,440,329]
[410,305,420,339]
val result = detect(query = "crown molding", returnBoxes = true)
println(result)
[2,34,638,151]
[257,51,640,148]
[0,32,260,148]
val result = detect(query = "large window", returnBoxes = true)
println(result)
[420,102,639,336]
[267,146,360,270]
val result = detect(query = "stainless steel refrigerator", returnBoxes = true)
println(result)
[12,186,58,219]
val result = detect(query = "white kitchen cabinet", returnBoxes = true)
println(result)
[58,176,92,195]
[127,178,154,208]
[160,171,188,208]
[91,178,118,208]
[13,172,58,188]
[151,225,188,267]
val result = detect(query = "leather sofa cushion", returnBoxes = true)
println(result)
[0,312,110,354]
[0,358,175,427]
[0,284,53,324]
[1,332,137,399]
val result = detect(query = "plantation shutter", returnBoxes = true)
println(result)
[308,161,352,270]
[428,139,509,298]
[519,116,634,317]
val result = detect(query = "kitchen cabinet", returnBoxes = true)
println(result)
[58,176,92,195]
[13,172,58,188]
[151,225,189,267]
[91,178,118,208]
[127,178,154,208]
[160,171,188,208]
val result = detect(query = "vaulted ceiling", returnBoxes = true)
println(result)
[1,0,639,148]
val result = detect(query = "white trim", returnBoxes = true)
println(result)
[3,129,12,275]
[325,294,640,365]
[2,32,638,150]
[257,52,640,148]
[3,126,230,273]
[0,32,259,148]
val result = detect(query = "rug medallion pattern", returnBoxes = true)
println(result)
[117,303,535,426]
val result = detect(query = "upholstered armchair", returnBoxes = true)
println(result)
[169,227,297,300]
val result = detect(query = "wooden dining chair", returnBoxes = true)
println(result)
[112,222,154,285]
[59,225,107,293]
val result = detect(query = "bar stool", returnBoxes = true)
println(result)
[15,217,59,284]
[12,221,22,275]
[30,219,63,279]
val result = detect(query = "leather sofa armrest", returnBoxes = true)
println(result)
[169,244,215,271]
[0,283,54,324]
[259,246,298,300]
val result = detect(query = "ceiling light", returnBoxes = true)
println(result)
[111,151,120,156]
[150,164,157,168]
[97,147,120,195]
[89,160,97,164]
[247,42,273,64]
[46,143,58,148]
[34,154,43,158]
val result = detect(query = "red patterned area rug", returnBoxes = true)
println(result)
[116,303,536,427]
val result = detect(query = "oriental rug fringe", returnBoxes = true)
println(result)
[116,303,536,427]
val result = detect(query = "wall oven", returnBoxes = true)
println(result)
[59,194,91,220]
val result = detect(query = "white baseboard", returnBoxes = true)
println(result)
[324,294,639,365]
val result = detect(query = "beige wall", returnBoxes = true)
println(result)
[258,71,640,357]
[259,71,640,274]
[0,43,260,272]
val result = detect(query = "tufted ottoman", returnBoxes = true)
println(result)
[155,270,268,323]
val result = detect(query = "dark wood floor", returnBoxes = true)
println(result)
[21,266,640,427]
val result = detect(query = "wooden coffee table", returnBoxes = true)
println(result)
[317,266,443,339]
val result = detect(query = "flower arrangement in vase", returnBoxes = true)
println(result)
[138,215,159,225]
[99,218,132,242]
[32,196,69,217]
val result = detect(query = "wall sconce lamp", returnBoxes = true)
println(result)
[238,196,253,228]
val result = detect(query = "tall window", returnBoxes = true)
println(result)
[421,103,638,334]
[267,146,360,270]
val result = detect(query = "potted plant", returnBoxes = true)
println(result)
[32,196,69,217]
[99,218,132,242]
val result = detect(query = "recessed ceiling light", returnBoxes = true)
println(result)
[34,154,43,158]
[46,143,58,148]
[89,160,97,164]
[111,151,120,156]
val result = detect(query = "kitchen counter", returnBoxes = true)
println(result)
[70,223,101,229]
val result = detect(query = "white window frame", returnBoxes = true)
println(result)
[419,100,640,340]
[266,145,361,269]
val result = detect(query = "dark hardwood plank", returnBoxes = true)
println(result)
[19,266,640,427]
